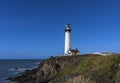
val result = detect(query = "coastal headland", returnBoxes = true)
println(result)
[7,54,120,83]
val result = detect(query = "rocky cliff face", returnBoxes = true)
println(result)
[7,54,120,83]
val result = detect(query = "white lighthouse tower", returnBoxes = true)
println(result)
[64,24,72,55]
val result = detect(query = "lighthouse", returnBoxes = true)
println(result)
[64,24,72,55]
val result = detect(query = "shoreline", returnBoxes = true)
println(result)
[0,59,41,83]
[6,54,120,83]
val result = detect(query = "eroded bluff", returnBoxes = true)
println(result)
[8,54,120,83]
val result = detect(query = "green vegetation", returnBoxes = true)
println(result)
[57,55,120,83]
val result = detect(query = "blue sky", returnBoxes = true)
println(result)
[0,0,120,59]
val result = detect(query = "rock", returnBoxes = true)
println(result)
[7,54,120,83]
[15,67,18,70]
[6,77,13,80]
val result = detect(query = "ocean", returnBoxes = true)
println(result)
[0,59,42,83]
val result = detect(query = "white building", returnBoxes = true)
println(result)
[93,52,115,56]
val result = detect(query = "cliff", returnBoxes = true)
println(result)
[7,54,120,83]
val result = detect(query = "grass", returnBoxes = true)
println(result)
[56,55,120,83]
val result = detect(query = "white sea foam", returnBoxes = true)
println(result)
[33,62,40,65]
[8,68,28,75]
[8,68,27,71]
[0,59,41,83]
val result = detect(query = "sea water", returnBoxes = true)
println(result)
[0,59,42,83]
